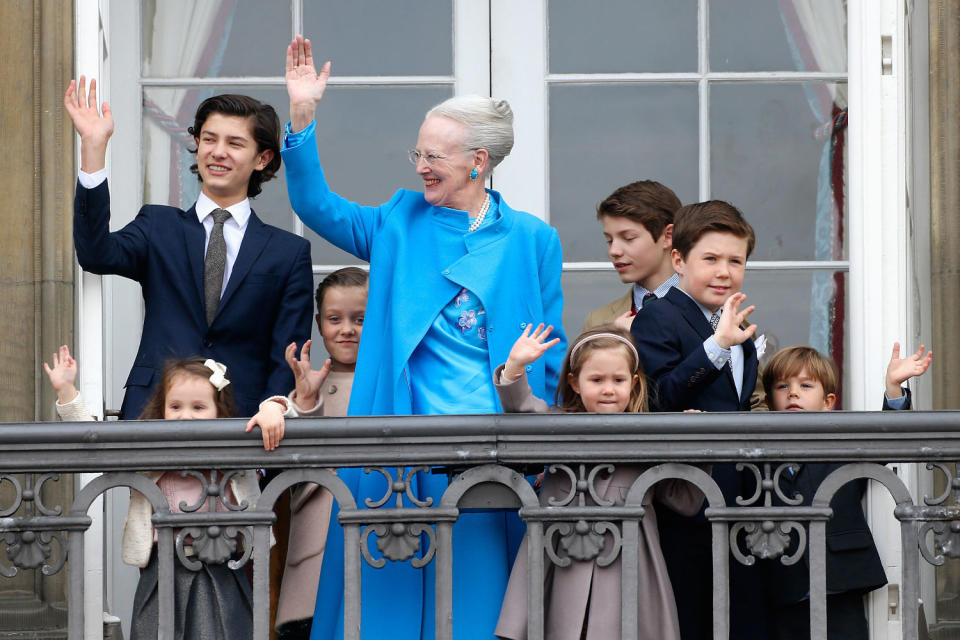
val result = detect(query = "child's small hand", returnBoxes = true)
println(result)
[713,292,757,349]
[613,309,635,333]
[43,345,79,404]
[285,340,332,411]
[503,323,561,381]
[246,400,286,451]
[885,342,933,398]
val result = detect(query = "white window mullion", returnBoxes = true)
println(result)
[698,0,710,200]
[490,0,548,221]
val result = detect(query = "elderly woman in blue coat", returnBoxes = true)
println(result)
[282,36,565,640]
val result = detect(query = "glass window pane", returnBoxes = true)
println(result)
[303,0,452,76]
[550,84,699,262]
[304,86,454,264]
[141,0,291,77]
[142,86,294,232]
[560,270,634,341]
[549,0,698,73]
[710,82,848,261]
[710,0,847,72]
[743,269,847,405]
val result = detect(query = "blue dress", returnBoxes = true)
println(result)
[313,258,519,635]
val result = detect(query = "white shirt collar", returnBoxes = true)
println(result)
[676,286,719,323]
[194,191,252,230]
[632,272,679,309]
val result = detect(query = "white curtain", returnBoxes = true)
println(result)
[142,0,236,206]
[780,0,848,362]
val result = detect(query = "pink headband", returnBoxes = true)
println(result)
[568,333,640,372]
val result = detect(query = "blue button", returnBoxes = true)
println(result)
[520,322,527,329]
[525,365,532,372]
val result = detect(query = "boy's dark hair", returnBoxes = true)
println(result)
[139,357,237,420]
[187,94,282,198]
[671,200,756,259]
[315,267,369,313]
[596,180,681,240]
[761,346,838,400]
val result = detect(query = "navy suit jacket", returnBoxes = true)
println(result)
[630,287,758,412]
[74,180,314,418]
[764,391,908,606]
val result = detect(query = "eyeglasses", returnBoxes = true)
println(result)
[408,148,474,166]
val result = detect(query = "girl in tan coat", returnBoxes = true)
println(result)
[254,266,368,640]
[493,325,705,640]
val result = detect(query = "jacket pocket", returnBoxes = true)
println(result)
[124,366,155,389]
[826,529,874,552]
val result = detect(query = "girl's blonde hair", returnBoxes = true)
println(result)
[139,357,237,420]
[554,325,647,413]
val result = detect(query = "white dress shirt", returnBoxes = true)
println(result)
[78,169,251,298]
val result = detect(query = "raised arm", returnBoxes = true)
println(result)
[43,345,79,405]
[885,342,933,400]
[64,76,113,173]
[501,324,562,383]
[286,35,331,133]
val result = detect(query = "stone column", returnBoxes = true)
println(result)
[930,0,960,410]
[0,1,76,636]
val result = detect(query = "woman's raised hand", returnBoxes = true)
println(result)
[503,324,561,382]
[286,35,331,132]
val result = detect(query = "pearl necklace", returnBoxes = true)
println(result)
[468,194,491,233]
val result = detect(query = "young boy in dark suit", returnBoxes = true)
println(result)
[761,343,931,639]
[65,78,314,430]
[630,200,760,640]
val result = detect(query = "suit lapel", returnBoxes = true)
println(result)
[740,333,758,406]
[181,206,207,315]
[666,289,757,403]
[217,211,269,319]
[665,288,714,340]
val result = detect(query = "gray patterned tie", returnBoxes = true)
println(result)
[709,309,721,332]
[204,208,232,325]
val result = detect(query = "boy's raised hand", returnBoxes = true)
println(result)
[713,292,757,349]
[285,340,332,412]
[64,76,113,173]
[885,342,933,398]
[503,323,561,382]
[43,345,79,404]
[286,35,331,132]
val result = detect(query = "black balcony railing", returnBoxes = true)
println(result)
[2,409,959,640]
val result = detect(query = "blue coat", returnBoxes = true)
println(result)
[282,128,566,415]
[74,180,315,418]
[283,128,566,640]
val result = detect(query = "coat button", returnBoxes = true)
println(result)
[203,339,213,348]
[525,365,532,372]
[328,385,338,395]
[520,322,527,329]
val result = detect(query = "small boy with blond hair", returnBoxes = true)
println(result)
[761,342,932,639]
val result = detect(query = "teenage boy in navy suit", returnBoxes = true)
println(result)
[761,343,931,640]
[65,77,314,429]
[630,200,760,640]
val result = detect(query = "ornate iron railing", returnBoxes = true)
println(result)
[2,410,960,640]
